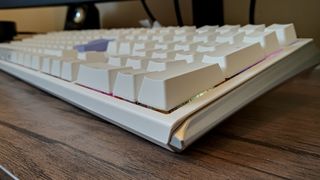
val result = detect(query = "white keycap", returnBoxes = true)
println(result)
[138,62,224,111]
[174,41,202,51]
[216,31,245,44]
[154,42,177,50]
[31,54,43,70]
[137,34,152,41]
[174,26,196,34]
[41,56,54,74]
[51,57,64,77]
[9,51,18,63]
[202,42,265,78]
[147,59,187,71]
[239,24,265,34]
[193,32,219,42]
[23,53,32,68]
[147,28,161,34]
[108,55,129,66]
[118,41,134,55]
[61,60,83,81]
[0,49,10,62]
[133,40,156,51]
[216,25,240,34]
[43,48,60,56]
[265,24,297,46]
[125,56,149,69]
[16,52,24,65]
[132,48,159,57]
[151,34,174,42]
[152,49,183,59]
[173,33,194,42]
[159,27,177,34]
[196,25,219,34]
[76,62,132,93]
[106,40,118,55]
[175,51,204,63]
[125,34,137,41]
[113,69,151,101]
[196,42,227,53]
[243,31,281,55]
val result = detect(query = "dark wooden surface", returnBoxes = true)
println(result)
[0,65,319,180]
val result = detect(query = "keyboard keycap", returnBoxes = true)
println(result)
[196,42,227,53]
[106,40,118,55]
[243,31,281,55]
[76,62,131,93]
[196,25,219,34]
[138,62,224,111]
[239,24,265,34]
[147,59,187,71]
[118,41,134,55]
[152,49,183,59]
[108,55,129,66]
[61,59,105,82]
[51,57,71,77]
[202,42,265,78]
[193,32,218,42]
[41,56,54,74]
[265,24,297,46]
[113,69,151,101]
[177,41,202,51]
[31,54,43,70]
[216,31,245,44]
[175,51,204,63]
[23,53,32,68]
[125,56,149,69]
[174,26,196,34]
[132,40,156,52]
[216,25,240,34]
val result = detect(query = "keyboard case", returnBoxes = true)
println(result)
[0,39,319,152]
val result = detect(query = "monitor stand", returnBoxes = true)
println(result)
[64,3,100,30]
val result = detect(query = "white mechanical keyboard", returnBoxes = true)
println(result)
[0,24,319,151]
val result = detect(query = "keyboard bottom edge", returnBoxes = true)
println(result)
[169,41,320,151]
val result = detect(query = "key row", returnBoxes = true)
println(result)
[3,50,224,111]
[8,40,266,77]
[8,30,282,60]
[3,42,266,111]
[24,24,296,48]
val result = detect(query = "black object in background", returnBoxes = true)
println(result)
[173,0,183,26]
[64,3,100,30]
[140,0,156,23]
[0,21,17,42]
[249,0,256,24]
[192,0,224,27]
[0,0,108,30]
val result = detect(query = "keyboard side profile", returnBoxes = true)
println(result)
[169,40,320,151]
[0,24,319,151]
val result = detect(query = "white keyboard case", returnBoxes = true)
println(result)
[1,39,319,152]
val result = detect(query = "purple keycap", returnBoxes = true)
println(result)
[74,39,114,52]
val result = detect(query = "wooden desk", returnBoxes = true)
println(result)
[0,65,319,179]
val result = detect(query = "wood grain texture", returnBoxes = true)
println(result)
[0,65,319,179]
